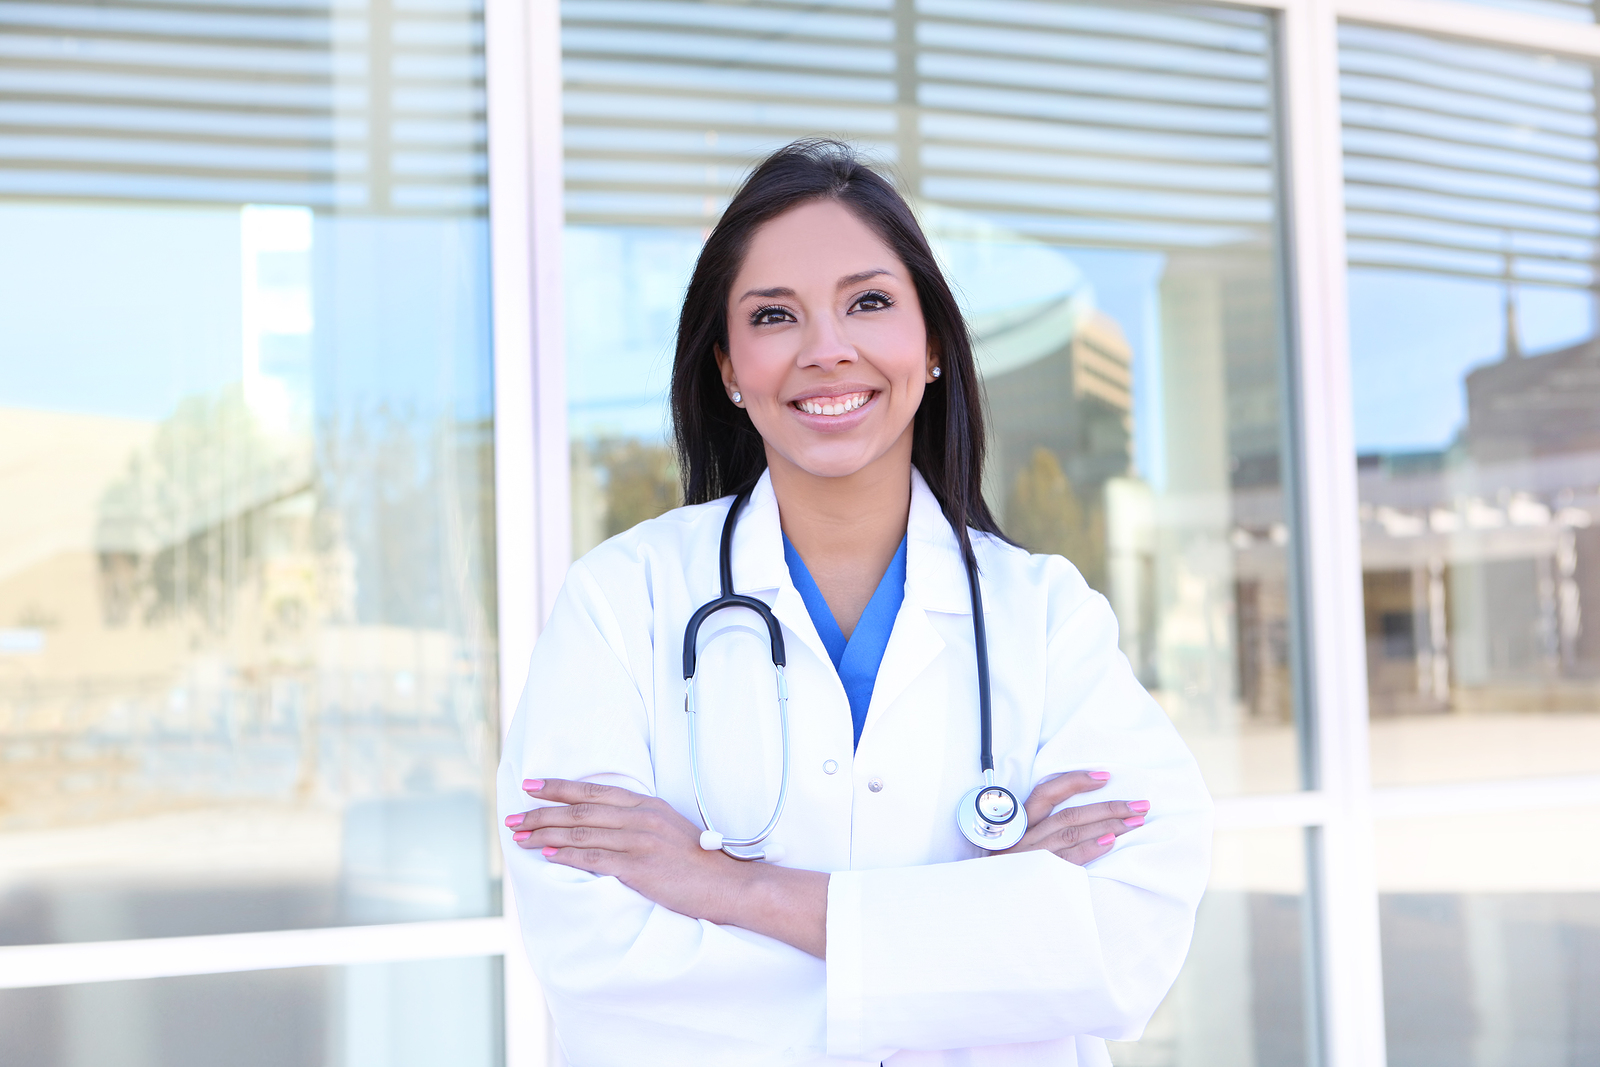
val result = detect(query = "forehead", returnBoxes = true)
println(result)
[734,199,903,288]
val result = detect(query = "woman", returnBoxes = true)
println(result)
[499,140,1212,1066]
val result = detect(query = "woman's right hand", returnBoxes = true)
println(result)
[997,770,1149,866]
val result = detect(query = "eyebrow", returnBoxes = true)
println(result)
[736,268,893,304]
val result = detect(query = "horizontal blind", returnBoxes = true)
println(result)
[562,0,1277,252]
[1341,22,1600,288]
[0,0,486,212]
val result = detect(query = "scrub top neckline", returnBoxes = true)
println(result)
[781,531,908,749]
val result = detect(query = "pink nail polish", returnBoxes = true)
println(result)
[505,814,523,828]
[1096,833,1116,846]
[542,846,558,857]
[1088,771,1111,781]
[1123,816,1145,828]
[524,779,545,792]
[1128,800,1150,813]
[512,831,532,842]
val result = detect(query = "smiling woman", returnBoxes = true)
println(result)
[498,140,1213,1065]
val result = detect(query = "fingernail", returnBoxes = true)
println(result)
[524,779,544,792]
[541,846,558,857]
[505,814,523,828]
[1089,771,1111,781]
[1123,816,1145,828]
[1096,834,1116,846]
[512,831,532,842]
[1128,800,1150,813]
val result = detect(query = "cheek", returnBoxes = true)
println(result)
[727,334,791,398]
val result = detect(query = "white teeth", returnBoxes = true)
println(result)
[797,392,870,416]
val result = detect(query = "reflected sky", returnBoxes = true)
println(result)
[0,204,493,425]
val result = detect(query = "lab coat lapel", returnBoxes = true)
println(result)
[858,470,977,744]
[726,471,836,674]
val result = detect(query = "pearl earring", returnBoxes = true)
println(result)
[931,366,941,379]
[731,391,742,403]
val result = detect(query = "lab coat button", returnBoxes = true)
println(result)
[867,777,883,792]
[822,760,838,774]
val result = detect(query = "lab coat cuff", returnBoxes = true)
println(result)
[824,871,896,1061]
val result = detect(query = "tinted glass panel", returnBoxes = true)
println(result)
[562,0,1308,798]
[1111,827,1312,1067]
[1376,808,1600,1067]
[1342,24,1600,786]
[0,0,499,944]
[0,957,502,1067]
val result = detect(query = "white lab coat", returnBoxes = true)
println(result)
[499,468,1213,1066]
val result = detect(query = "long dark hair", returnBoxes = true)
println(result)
[670,139,1007,564]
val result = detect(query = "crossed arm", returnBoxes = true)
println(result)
[504,770,1152,959]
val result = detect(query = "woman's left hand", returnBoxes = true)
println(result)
[506,778,741,922]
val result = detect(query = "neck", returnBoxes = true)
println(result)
[766,431,913,638]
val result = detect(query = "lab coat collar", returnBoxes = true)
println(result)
[726,467,978,616]
[726,467,981,744]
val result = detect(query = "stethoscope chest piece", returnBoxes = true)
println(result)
[957,780,1027,850]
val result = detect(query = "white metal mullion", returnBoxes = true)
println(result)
[1373,773,1600,817]
[1337,0,1600,58]
[1278,1,1389,1066]
[487,0,566,1065]
[0,918,507,991]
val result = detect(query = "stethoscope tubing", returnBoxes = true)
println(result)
[683,480,1011,859]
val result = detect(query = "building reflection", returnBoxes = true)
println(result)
[1358,332,1600,730]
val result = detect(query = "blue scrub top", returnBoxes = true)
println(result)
[782,532,908,749]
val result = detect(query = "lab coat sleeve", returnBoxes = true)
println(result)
[825,577,1213,1059]
[498,560,836,1066]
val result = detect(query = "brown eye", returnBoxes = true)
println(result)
[750,305,793,326]
[852,290,893,313]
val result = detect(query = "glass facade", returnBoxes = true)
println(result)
[0,0,501,960]
[1110,827,1312,1067]
[1342,22,1600,1065]
[5,0,1597,1063]
[1342,24,1600,786]
[562,0,1307,803]
[0,957,502,1067]
[1375,808,1600,1066]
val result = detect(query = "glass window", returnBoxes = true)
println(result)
[1375,807,1600,1066]
[561,0,1307,799]
[0,1,500,945]
[1111,827,1313,1067]
[1341,24,1600,787]
[0,957,502,1067]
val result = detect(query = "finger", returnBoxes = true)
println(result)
[1056,832,1119,867]
[1033,798,1150,831]
[521,778,650,808]
[541,845,625,877]
[514,825,640,852]
[1023,770,1111,826]
[1046,815,1142,852]
[507,801,638,832]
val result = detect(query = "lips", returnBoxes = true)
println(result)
[791,390,874,416]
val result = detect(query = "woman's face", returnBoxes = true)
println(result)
[717,198,937,483]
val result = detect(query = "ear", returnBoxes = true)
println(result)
[714,344,740,401]
[926,344,941,383]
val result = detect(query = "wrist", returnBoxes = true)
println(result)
[702,853,768,927]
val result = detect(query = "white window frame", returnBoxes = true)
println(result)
[6,4,1600,1067]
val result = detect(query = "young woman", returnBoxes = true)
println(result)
[499,141,1212,1066]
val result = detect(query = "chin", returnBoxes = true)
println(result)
[780,441,892,481]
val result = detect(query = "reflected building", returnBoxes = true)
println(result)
[1359,334,1600,717]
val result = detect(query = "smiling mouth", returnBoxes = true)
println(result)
[792,391,874,416]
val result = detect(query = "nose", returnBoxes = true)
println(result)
[796,313,857,371]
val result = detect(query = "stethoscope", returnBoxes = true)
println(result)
[683,484,1028,860]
